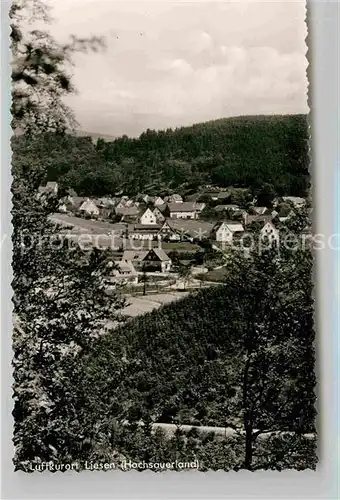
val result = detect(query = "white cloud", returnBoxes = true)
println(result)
[50,0,308,136]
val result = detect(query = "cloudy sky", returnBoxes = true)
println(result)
[50,0,308,137]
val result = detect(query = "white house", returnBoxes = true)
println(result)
[274,196,306,209]
[168,202,205,220]
[153,196,164,207]
[37,181,59,197]
[282,196,306,208]
[153,207,166,223]
[215,222,244,243]
[140,208,157,225]
[109,260,138,285]
[260,221,280,245]
[58,203,68,213]
[79,198,100,216]
[157,221,182,241]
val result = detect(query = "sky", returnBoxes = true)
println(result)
[49,0,308,138]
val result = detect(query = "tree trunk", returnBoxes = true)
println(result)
[143,272,147,295]
[242,351,253,470]
[244,424,253,470]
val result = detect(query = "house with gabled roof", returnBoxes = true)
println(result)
[282,196,306,208]
[122,248,172,273]
[244,213,280,245]
[243,213,273,227]
[213,222,244,243]
[157,221,182,241]
[253,206,268,215]
[141,194,158,204]
[274,196,306,209]
[204,190,230,202]
[140,208,157,225]
[260,221,280,246]
[79,198,100,216]
[66,196,86,210]
[153,207,166,223]
[37,181,59,197]
[115,199,127,209]
[115,196,132,208]
[168,202,205,219]
[153,196,164,207]
[108,260,138,285]
[168,219,214,241]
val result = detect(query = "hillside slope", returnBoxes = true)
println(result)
[12,114,309,197]
[84,273,315,430]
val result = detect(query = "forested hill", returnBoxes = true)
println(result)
[85,275,315,431]
[13,114,309,197]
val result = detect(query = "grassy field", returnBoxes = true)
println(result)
[120,292,190,317]
[161,242,201,252]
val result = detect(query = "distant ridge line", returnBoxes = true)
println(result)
[72,113,307,141]
[72,130,118,141]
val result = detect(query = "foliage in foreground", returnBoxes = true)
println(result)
[11,0,105,134]
[11,0,315,473]
[83,213,316,470]
[11,181,125,470]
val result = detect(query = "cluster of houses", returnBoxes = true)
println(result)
[39,182,310,285]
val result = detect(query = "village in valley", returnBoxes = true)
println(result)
[9,0,320,475]
[38,180,311,319]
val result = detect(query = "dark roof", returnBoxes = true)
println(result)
[167,219,214,238]
[245,214,275,226]
[122,248,171,262]
[151,248,171,261]
[154,204,168,213]
[115,206,140,216]
[131,224,161,231]
[213,221,244,233]
[69,196,86,209]
[215,204,239,212]
[168,202,205,212]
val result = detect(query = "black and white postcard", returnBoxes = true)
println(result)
[10,0,317,473]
